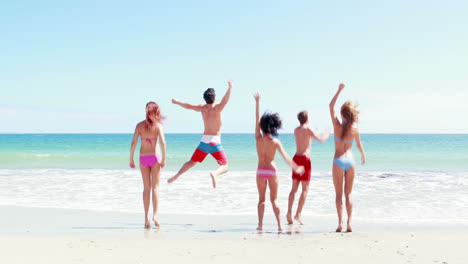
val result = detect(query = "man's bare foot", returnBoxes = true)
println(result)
[144,219,151,229]
[153,217,160,228]
[286,212,293,225]
[336,224,342,232]
[167,175,178,184]
[294,215,304,225]
[210,172,217,188]
[346,224,352,232]
[278,225,283,232]
[256,224,263,231]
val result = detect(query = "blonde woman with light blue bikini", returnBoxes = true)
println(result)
[329,83,366,232]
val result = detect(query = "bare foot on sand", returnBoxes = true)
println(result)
[346,224,352,233]
[256,224,263,231]
[336,224,342,232]
[278,225,283,233]
[144,219,151,229]
[153,217,160,228]
[294,215,304,225]
[286,212,293,225]
[210,172,217,188]
[167,175,178,184]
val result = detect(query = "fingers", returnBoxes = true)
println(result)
[253,92,260,100]
[294,166,305,175]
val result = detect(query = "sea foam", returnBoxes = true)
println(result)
[0,169,466,224]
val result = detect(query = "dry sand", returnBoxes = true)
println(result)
[1,231,466,264]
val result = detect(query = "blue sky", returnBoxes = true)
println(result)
[1,0,467,133]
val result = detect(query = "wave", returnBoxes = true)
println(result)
[0,169,467,224]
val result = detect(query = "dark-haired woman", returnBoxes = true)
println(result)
[329,84,366,232]
[253,93,303,232]
[130,102,167,228]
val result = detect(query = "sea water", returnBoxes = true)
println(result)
[0,134,467,224]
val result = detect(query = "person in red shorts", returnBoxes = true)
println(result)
[167,80,233,188]
[286,111,330,225]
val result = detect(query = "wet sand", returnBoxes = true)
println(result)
[1,206,466,263]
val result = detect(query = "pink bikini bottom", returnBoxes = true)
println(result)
[140,155,160,168]
[256,167,277,181]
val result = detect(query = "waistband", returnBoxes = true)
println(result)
[201,135,221,144]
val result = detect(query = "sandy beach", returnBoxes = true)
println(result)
[1,206,467,264]
[1,232,466,264]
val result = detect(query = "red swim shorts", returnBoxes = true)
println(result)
[190,142,228,165]
[292,154,311,181]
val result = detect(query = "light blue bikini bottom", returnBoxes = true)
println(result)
[333,157,355,172]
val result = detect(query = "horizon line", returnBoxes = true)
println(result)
[1,132,468,135]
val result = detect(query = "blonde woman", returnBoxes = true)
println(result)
[329,84,366,232]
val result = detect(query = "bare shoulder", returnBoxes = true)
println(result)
[201,104,210,112]
[136,121,145,129]
[156,122,164,130]
[273,137,282,146]
[353,126,360,136]
[255,134,263,141]
[133,121,145,136]
[213,103,224,112]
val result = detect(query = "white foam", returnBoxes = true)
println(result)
[0,169,467,224]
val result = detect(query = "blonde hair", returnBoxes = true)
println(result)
[340,101,359,138]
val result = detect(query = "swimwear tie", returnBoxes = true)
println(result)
[144,138,153,146]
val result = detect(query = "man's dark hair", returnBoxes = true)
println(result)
[203,88,216,104]
[297,111,308,124]
[260,112,282,137]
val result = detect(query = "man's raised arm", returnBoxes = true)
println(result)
[217,80,233,110]
[172,98,203,112]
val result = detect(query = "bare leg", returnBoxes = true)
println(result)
[287,179,300,225]
[332,162,344,232]
[210,164,228,188]
[256,176,267,231]
[140,165,152,228]
[344,166,355,232]
[151,163,161,227]
[269,175,282,232]
[167,160,196,183]
[294,180,310,225]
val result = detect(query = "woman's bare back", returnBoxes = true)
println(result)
[333,124,356,158]
[256,136,279,168]
[138,121,160,155]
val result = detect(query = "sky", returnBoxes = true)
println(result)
[1,0,467,133]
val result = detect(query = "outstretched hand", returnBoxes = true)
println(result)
[253,92,260,102]
[319,127,332,143]
[295,165,305,175]
[228,80,234,88]
[338,83,345,91]
[171,98,178,104]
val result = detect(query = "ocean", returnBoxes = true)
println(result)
[0,134,467,224]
